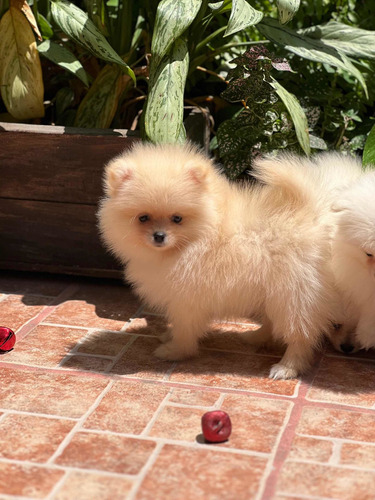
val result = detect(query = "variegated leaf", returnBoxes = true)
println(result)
[224,0,263,37]
[0,7,44,119]
[208,1,225,10]
[258,18,368,97]
[50,0,135,83]
[145,38,189,143]
[301,21,375,59]
[74,64,124,128]
[277,0,300,25]
[152,0,201,66]
[38,40,90,86]
[270,76,310,155]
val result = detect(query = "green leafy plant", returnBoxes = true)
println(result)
[1,0,375,177]
[214,45,307,178]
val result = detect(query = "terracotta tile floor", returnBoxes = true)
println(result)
[1,271,375,499]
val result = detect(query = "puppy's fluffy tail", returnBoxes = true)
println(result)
[252,154,317,208]
[252,152,362,210]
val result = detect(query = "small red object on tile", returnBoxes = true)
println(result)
[0,327,16,353]
[201,410,232,443]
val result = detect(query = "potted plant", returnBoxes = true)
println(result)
[1,0,375,276]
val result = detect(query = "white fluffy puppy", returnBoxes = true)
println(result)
[98,143,341,379]
[330,170,375,352]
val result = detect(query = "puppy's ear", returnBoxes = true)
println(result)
[104,157,134,196]
[185,159,210,184]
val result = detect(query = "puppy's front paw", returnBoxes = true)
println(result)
[154,341,198,361]
[269,363,298,380]
[355,329,375,351]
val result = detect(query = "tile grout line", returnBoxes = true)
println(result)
[0,359,300,399]
[103,335,138,374]
[256,392,295,500]
[140,389,174,437]
[48,469,72,500]
[45,379,115,499]
[258,352,325,500]
[61,352,116,361]
[47,379,115,465]
[5,358,375,413]
[127,442,164,500]
[215,392,226,409]
[1,409,78,422]
[78,429,270,458]
[4,443,375,475]
[297,433,375,446]
[280,456,375,473]
[14,284,81,342]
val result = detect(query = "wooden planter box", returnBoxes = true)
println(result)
[0,122,139,278]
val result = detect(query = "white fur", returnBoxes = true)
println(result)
[330,170,375,352]
[98,143,342,379]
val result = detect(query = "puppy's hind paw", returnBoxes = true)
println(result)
[154,341,198,361]
[269,362,299,380]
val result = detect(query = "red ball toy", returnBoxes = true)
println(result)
[201,410,232,443]
[0,327,16,353]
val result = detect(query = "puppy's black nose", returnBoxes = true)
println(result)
[153,232,166,244]
[340,343,354,354]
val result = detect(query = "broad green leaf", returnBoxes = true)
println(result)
[363,124,375,168]
[258,18,368,97]
[152,0,201,66]
[50,0,135,83]
[145,38,189,143]
[277,0,300,25]
[38,13,54,40]
[269,77,310,155]
[74,64,124,128]
[224,0,263,37]
[300,21,375,60]
[0,7,44,119]
[38,40,90,86]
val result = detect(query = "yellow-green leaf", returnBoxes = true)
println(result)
[74,64,124,128]
[0,7,44,119]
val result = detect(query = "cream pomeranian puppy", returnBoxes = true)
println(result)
[98,143,341,379]
[328,170,375,353]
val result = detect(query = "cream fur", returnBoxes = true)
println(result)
[98,143,342,379]
[329,170,375,352]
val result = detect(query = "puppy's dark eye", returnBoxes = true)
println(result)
[366,252,373,258]
[139,214,150,223]
[171,215,182,224]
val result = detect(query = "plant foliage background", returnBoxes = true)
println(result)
[1,0,375,177]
